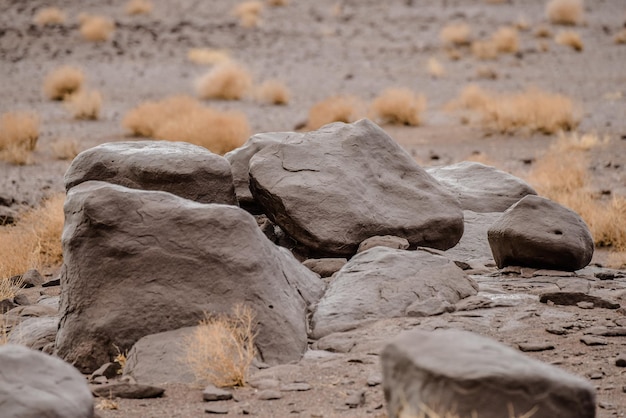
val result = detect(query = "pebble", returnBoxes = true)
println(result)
[280,383,311,392]
[588,372,604,380]
[577,301,594,309]
[249,378,280,390]
[580,336,608,346]
[518,342,554,352]
[616,354,626,367]
[204,405,229,414]
[366,373,382,387]
[345,390,365,408]
[257,389,282,400]
[203,384,233,402]
[545,327,568,335]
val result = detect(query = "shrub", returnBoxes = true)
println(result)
[125,0,153,15]
[471,40,498,60]
[79,15,115,42]
[615,29,626,44]
[196,62,253,101]
[370,88,427,126]
[546,0,584,25]
[555,30,584,51]
[427,57,445,78]
[440,23,472,46]
[0,112,39,165]
[267,0,288,6]
[43,66,84,101]
[256,80,290,105]
[534,25,552,38]
[492,27,519,53]
[51,138,80,160]
[33,7,66,26]
[187,48,231,65]
[233,1,263,27]
[184,305,257,387]
[306,95,361,130]
[123,96,250,154]
[65,90,102,120]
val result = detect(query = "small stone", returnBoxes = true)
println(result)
[585,327,626,337]
[615,354,626,367]
[92,382,164,399]
[357,235,410,253]
[20,269,44,288]
[367,374,382,387]
[595,272,616,280]
[90,376,108,385]
[280,383,311,392]
[13,294,30,306]
[546,327,568,335]
[204,405,229,414]
[580,336,608,346]
[588,372,604,380]
[91,362,121,380]
[302,258,347,278]
[518,342,555,352]
[0,299,17,314]
[41,277,61,287]
[345,390,365,408]
[577,301,594,309]
[257,390,282,400]
[203,384,233,401]
[249,378,280,390]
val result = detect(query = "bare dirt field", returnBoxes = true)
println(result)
[1,0,626,417]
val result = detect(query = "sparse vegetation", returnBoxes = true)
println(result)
[123,95,250,154]
[233,1,264,28]
[125,0,153,15]
[546,0,584,25]
[0,112,39,165]
[187,48,231,65]
[43,66,85,101]
[370,88,427,126]
[33,7,66,26]
[79,15,115,42]
[534,25,552,38]
[95,398,119,411]
[65,90,102,120]
[51,138,80,160]
[472,40,498,60]
[306,95,361,130]
[256,80,290,105]
[427,57,445,78]
[196,62,253,101]
[492,26,519,53]
[615,29,626,45]
[267,0,289,6]
[555,30,584,51]
[449,85,581,134]
[184,304,257,387]
[440,23,472,46]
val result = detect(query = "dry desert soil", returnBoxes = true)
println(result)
[1,0,626,417]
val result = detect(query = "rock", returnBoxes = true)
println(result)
[518,342,555,352]
[357,236,410,253]
[205,405,229,414]
[580,336,607,346]
[445,211,500,262]
[488,195,594,271]
[584,327,626,337]
[0,205,17,225]
[248,119,464,256]
[56,181,324,373]
[0,344,94,418]
[92,382,164,399]
[249,378,280,391]
[42,277,61,287]
[345,390,365,408]
[257,389,282,400]
[20,269,44,288]
[427,161,536,212]
[616,354,626,367]
[0,298,17,313]
[577,301,595,309]
[13,293,30,305]
[367,374,383,387]
[281,383,311,392]
[224,132,292,213]
[311,247,478,339]
[64,140,237,205]
[203,385,233,401]
[7,316,58,351]
[539,292,620,309]
[302,258,347,278]
[8,304,57,318]
[91,362,121,380]
[381,329,596,418]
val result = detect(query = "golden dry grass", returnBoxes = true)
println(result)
[95,399,119,411]
[546,0,584,25]
[534,25,552,38]
[492,27,519,53]
[471,40,498,60]
[514,15,530,31]
[267,0,289,6]
[79,15,115,42]
[233,1,264,27]
[125,0,153,15]
[43,66,85,101]
[475,66,498,80]
[370,88,427,126]
[184,305,257,387]
[449,85,580,134]
[123,95,250,154]
[440,23,472,46]
[196,62,253,101]
[606,252,626,269]
[256,80,290,105]
[0,194,65,281]
[0,112,39,165]
[555,30,584,51]
[187,48,231,65]
[306,95,362,130]
[427,57,445,78]
[615,29,626,44]
[65,90,102,120]
[33,7,66,26]
[51,138,80,160]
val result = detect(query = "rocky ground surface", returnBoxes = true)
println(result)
[1,0,626,417]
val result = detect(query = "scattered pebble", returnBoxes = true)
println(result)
[615,354,626,367]
[204,405,229,414]
[367,374,383,387]
[257,389,282,400]
[344,390,365,408]
[280,383,311,392]
[518,342,555,352]
[203,384,233,402]
[580,336,608,346]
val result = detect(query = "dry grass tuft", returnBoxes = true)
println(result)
[449,85,580,134]
[472,40,499,60]
[95,398,119,411]
[0,112,39,165]
[306,95,362,130]
[0,194,65,281]
[615,29,626,44]
[79,15,115,42]
[123,95,250,154]
[515,15,530,31]
[440,23,472,46]
[267,0,289,5]
[492,26,520,53]
[475,66,498,80]
[125,0,153,15]
[427,57,445,78]
[534,25,552,38]
[196,62,253,101]
[187,48,231,66]
[256,80,290,105]
[65,90,102,120]
[33,7,66,26]
[233,1,264,27]
[51,138,80,160]
[555,30,584,51]
[606,252,626,269]
[184,304,257,387]
[546,0,584,25]
[370,88,427,126]
[43,66,85,101]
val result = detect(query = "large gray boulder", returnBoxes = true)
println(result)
[310,247,478,339]
[381,329,596,418]
[488,195,594,271]
[0,344,94,418]
[56,181,324,373]
[224,132,294,212]
[248,119,464,256]
[64,141,237,205]
[427,161,537,213]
